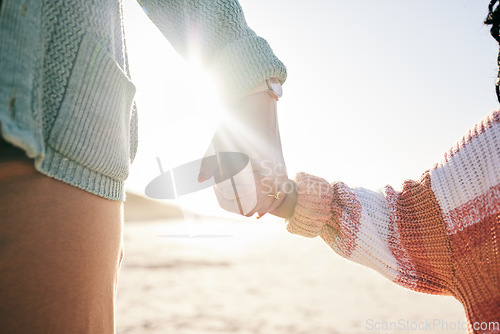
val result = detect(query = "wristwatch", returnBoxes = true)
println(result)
[246,77,283,101]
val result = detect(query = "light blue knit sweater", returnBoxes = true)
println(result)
[0,0,286,200]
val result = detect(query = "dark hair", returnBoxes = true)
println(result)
[485,0,500,102]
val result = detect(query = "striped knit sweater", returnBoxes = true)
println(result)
[287,110,500,333]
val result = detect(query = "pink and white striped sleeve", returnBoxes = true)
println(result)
[286,110,500,331]
[287,172,418,288]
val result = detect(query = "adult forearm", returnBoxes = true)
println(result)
[136,0,286,98]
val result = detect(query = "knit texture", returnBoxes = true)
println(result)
[137,0,287,97]
[288,110,500,333]
[0,0,286,200]
[286,172,334,238]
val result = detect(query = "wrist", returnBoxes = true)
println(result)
[245,77,282,101]
[269,180,298,219]
[285,173,334,238]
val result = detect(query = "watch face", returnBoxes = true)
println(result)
[268,79,283,98]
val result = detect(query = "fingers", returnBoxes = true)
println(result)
[214,180,257,216]
[198,157,215,183]
[251,171,289,217]
[212,156,257,215]
[212,169,286,217]
[198,155,217,182]
[198,139,216,183]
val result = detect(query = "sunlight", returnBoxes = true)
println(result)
[184,59,225,120]
[124,0,496,216]
[117,1,494,332]
[145,57,226,169]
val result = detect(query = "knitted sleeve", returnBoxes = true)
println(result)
[136,0,287,98]
[287,111,500,327]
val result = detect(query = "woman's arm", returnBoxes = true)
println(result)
[138,1,291,216]
[136,0,286,99]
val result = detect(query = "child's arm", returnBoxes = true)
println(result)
[271,111,500,326]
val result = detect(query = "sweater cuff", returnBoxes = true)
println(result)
[286,172,334,238]
[210,36,287,100]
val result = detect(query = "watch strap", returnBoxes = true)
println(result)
[245,79,281,100]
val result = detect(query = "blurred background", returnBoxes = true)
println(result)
[118,0,498,333]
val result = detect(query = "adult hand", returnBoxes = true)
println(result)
[198,91,289,217]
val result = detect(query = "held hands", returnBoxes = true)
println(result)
[198,91,296,219]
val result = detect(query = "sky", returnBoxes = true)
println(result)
[122,0,499,217]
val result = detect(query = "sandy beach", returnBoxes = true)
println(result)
[116,216,467,334]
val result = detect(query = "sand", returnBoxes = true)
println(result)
[116,217,467,334]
